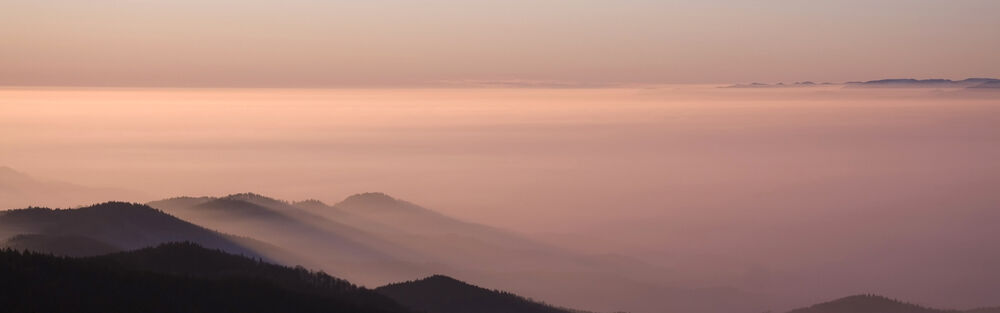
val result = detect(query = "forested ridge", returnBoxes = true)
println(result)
[0,242,409,313]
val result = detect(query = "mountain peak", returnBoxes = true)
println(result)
[338,192,399,207]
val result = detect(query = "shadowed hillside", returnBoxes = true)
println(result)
[0,234,120,257]
[0,242,410,313]
[376,275,578,313]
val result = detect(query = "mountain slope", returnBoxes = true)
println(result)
[376,275,576,313]
[0,242,410,313]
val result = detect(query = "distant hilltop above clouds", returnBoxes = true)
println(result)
[725,78,1000,89]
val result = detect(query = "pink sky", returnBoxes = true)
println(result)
[3,0,999,87]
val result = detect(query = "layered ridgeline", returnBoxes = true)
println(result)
[0,202,281,260]
[2,195,999,313]
[0,190,765,313]
[148,192,755,313]
[0,242,580,313]
[147,193,429,284]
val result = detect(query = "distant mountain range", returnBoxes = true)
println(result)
[845,78,1000,88]
[724,78,1000,89]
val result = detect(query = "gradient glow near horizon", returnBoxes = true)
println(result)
[3,0,1000,87]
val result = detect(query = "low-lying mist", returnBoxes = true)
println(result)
[1,86,998,312]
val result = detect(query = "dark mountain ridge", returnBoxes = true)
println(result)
[376,274,579,313]
[1,234,120,257]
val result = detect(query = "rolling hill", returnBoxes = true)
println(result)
[376,275,577,313]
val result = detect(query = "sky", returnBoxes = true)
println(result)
[3,0,1000,87]
[3,2,1000,311]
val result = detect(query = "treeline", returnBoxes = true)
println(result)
[0,242,409,313]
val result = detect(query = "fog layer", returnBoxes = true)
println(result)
[2,86,998,311]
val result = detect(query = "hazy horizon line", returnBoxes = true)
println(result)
[3,76,998,90]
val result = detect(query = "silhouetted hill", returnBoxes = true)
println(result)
[0,242,410,313]
[0,234,119,257]
[786,295,955,313]
[0,202,262,258]
[377,275,577,313]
